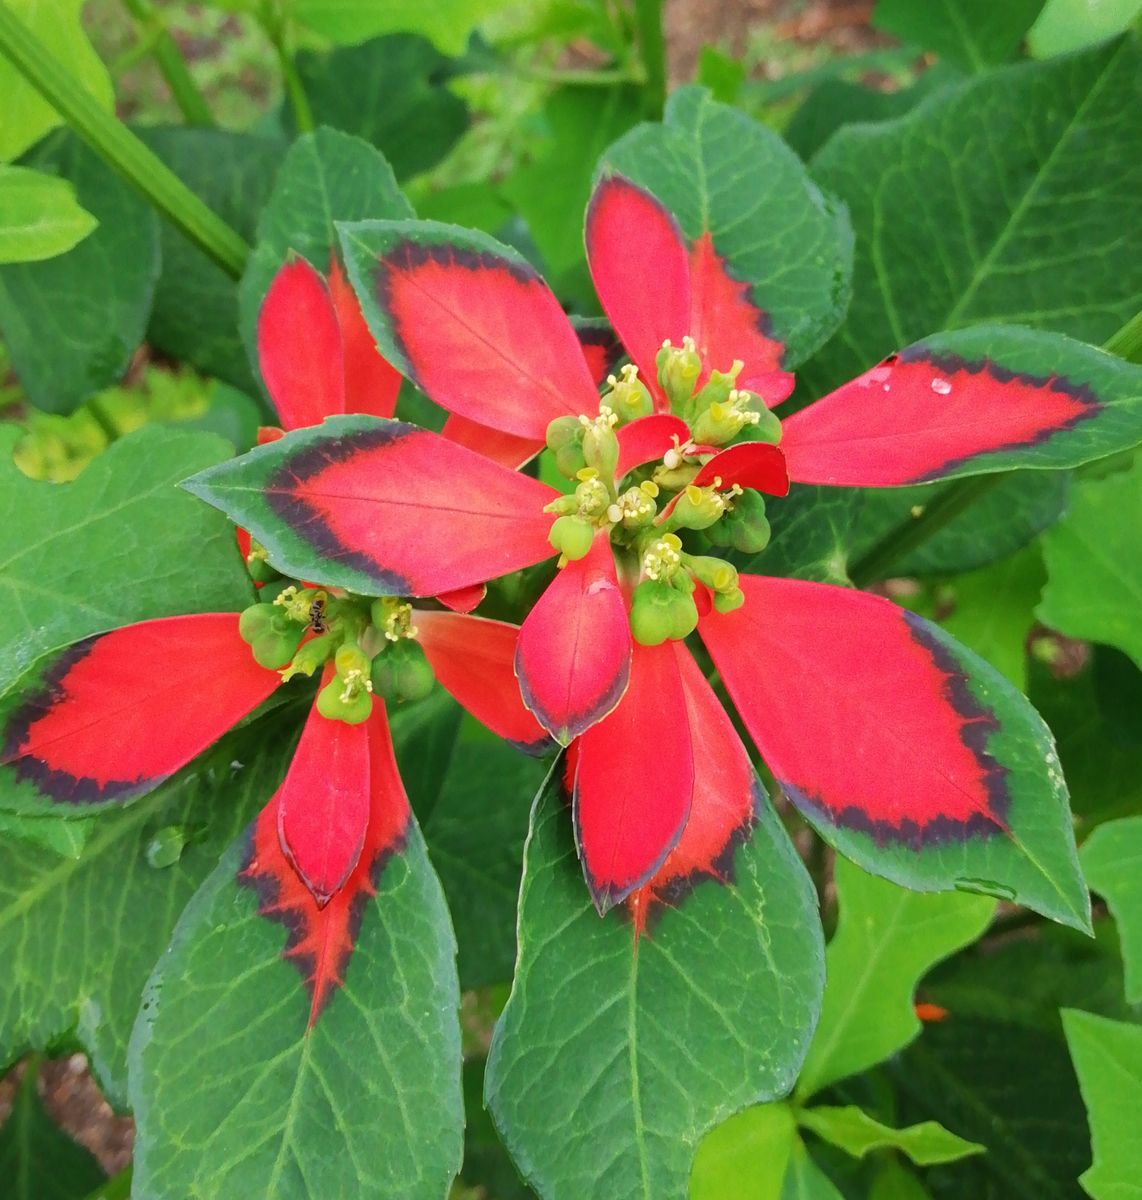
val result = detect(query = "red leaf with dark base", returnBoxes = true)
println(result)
[275,693,372,907]
[327,258,401,420]
[257,259,345,431]
[627,643,757,934]
[1,614,279,806]
[416,610,551,753]
[572,639,694,915]
[242,704,411,1027]
[699,576,1008,844]
[781,346,1100,486]
[515,535,631,745]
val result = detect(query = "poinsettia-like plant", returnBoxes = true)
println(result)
[1,3,1142,1199]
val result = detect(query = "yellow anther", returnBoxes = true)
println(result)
[578,405,618,432]
[373,597,418,642]
[643,533,684,582]
[576,467,599,482]
[339,668,373,704]
[273,585,298,608]
[640,480,659,498]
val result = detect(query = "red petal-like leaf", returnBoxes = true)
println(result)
[242,703,411,1026]
[627,642,757,933]
[1,614,279,806]
[276,689,372,907]
[615,413,690,480]
[691,440,790,496]
[781,346,1099,486]
[572,316,624,387]
[586,175,690,407]
[434,582,487,614]
[688,233,794,404]
[257,259,345,431]
[416,610,551,753]
[441,411,541,469]
[366,230,598,436]
[327,258,401,420]
[515,534,631,745]
[699,576,1008,841]
[573,639,694,914]
[265,422,558,596]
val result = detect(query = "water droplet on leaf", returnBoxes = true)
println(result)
[931,378,952,395]
[145,825,188,869]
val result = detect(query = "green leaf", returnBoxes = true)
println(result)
[139,128,284,393]
[0,1063,105,1199]
[238,127,412,376]
[0,708,298,1105]
[849,470,1069,578]
[461,1057,535,1200]
[1080,818,1142,1004]
[486,770,824,1200]
[781,1139,846,1200]
[1062,1010,1142,1200]
[797,856,995,1099]
[0,165,96,263]
[0,135,159,413]
[0,424,251,692]
[0,0,113,162]
[1029,0,1142,57]
[689,1103,797,1200]
[501,84,641,302]
[289,36,467,180]
[746,485,863,584]
[798,1106,984,1166]
[894,1017,1091,1200]
[0,809,91,859]
[938,547,1045,689]
[868,1157,934,1200]
[805,36,1142,397]
[129,807,463,1199]
[420,720,548,989]
[1038,460,1142,671]
[872,0,1046,71]
[288,0,513,55]
[598,86,853,367]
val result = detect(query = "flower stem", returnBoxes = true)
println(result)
[633,0,666,115]
[0,0,249,279]
[119,0,215,127]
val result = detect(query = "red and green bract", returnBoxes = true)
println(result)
[185,175,1120,925]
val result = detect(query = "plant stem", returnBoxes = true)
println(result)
[120,0,214,126]
[82,1166,133,1200]
[849,474,1006,587]
[0,0,249,278]
[633,0,666,115]
[1104,306,1142,364]
[258,0,314,133]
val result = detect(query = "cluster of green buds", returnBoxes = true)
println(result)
[237,584,436,725]
[243,535,284,585]
[628,534,746,646]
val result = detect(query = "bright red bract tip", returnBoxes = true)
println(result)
[515,535,631,746]
[573,639,694,915]
[257,258,345,431]
[699,576,1008,843]
[374,238,599,438]
[1,614,280,805]
[692,440,790,496]
[781,348,1098,486]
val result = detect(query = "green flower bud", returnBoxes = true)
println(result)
[371,640,435,705]
[603,364,654,424]
[316,676,373,724]
[690,363,742,413]
[280,632,339,681]
[683,554,739,596]
[705,488,771,555]
[546,415,587,479]
[246,555,282,585]
[548,514,596,562]
[238,602,278,645]
[656,337,702,411]
[630,578,699,646]
[250,624,306,670]
[669,483,732,531]
[713,586,746,614]
[580,408,620,481]
[335,640,371,680]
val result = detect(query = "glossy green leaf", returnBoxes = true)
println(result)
[289,36,467,180]
[781,1140,845,1200]
[501,84,641,302]
[1080,818,1142,1004]
[461,1057,535,1200]
[0,0,113,162]
[0,1064,105,1199]
[289,0,512,55]
[140,128,283,393]
[598,86,853,367]
[0,424,250,691]
[740,485,862,585]
[1062,1010,1142,1200]
[1039,460,1142,670]
[129,807,462,1199]
[798,1106,983,1166]
[805,37,1142,397]
[0,166,96,263]
[0,809,91,859]
[238,127,411,375]
[797,856,995,1099]
[894,1017,1090,1200]
[872,0,1045,71]
[1029,0,1142,57]
[486,770,824,1200]
[0,135,159,413]
[689,1103,797,1200]
[0,708,299,1105]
